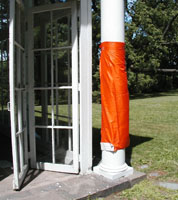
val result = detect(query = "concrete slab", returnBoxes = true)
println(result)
[0,170,146,200]
[156,182,178,190]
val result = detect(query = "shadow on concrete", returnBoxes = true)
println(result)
[0,127,13,182]
[21,169,43,190]
[92,128,153,167]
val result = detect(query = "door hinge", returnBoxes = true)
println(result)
[7,102,11,112]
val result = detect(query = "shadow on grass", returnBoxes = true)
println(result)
[130,89,178,100]
[92,128,153,167]
[126,134,153,166]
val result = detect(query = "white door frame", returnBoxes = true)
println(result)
[79,0,92,174]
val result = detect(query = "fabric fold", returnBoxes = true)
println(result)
[100,42,130,151]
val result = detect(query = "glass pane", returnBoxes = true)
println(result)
[15,2,25,46]
[20,8,25,47]
[34,0,69,6]
[21,91,25,126]
[15,91,19,131]
[36,128,52,163]
[20,51,25,87]
[52,9,71,47]
[16,136,20,173]
[17,133,26,171]
[14,46,18,88]
[34,51,51,87]
[14,48,25,88]
[55,129,73,165]
[34,12,51,49]
[54,89,72,126]
[15,91,26,131]
[15,2,20,44]
[35,90,52,126]
[53,49,71,86]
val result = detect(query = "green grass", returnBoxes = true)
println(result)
[92,90,178,200]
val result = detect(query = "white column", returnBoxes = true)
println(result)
[101,0,125,43]
[94,0,133,180]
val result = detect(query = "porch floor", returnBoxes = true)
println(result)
[0,167,145,200]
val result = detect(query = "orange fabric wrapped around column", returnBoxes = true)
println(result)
[100,42,130,151]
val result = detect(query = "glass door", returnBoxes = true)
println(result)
[9,0,29,190]
[29,1,79,173]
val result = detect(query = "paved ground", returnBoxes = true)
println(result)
[0,134,146,200]
[0,169,146,200]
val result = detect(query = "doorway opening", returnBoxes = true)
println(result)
[9,0,92,190]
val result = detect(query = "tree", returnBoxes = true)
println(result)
[126,0,178,70]
[92,0,101,102]
[125,0,178,93]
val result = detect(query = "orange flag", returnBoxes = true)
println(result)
[100,42,130,151]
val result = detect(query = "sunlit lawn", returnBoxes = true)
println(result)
[93,90,178,200]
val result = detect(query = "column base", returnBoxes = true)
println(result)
[93,149,133,180]
[93,163,133,180]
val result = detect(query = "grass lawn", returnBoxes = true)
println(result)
[92,90,178,200]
